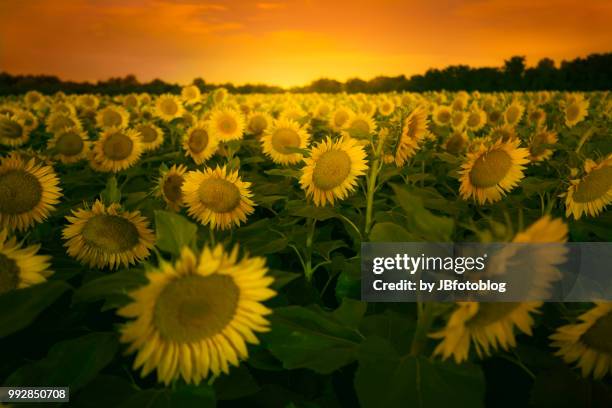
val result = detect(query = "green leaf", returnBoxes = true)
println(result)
[117,385,215,408]
[72,375,138,407]
[0,281,71,337]
[100,176,121,204]
[262,306,363,374]
[214,365,260,400]
[355,336,485,408]
[313,240,347,260]
[369,222,417,242]
[268,269,301,290]
[287,202,337,221]
[264,168,302,179]
[359,310,416,354]
[72,268,147,310]
[332,299,367,329]
[5,332,119,392]
[154,210,197,256]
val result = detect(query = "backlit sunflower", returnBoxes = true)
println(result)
[0,229,52,294]
[459,139,529,204]
[487,109,504,126]
[300,136,368,206]
[431,302,542,363]
[378,99,395,116]
[117,244,275,385]
[96,105,130,129]
[329,107,353,131]
[181,85,201,105]
[550,302,612,379]
[93,127,143,173]
[47,127,90,164]
[261,118,310,165]
[0,114,29,147]
[529,128,557,163]
[564,98,589,128]
[466,107,487,132]
[342,113,377,140]
[246,112,273,136]
[504,100,525,127]
[394,106,428,167]
[155,94,184,122]
[182,122,218,164]
[208,108,245,142]
[45,112,82,134]
[182,166,255,230]
[0,155,62,232]
[155,164,187,212]
[564,155,612,219]
[63,200,155,269]
[451,93,469,111]
[432,105,452,127]
[135,123,164,151]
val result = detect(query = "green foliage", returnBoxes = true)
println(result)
[154,210,197,256]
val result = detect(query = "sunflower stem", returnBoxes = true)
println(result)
[410,302,436,356]
[304,218,316,281]
[364,139,385,237]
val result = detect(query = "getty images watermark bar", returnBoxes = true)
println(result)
[361,242,612,302]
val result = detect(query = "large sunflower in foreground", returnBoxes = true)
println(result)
[47,127,90,164]
[155,164,187,212]
[155,94,184,122]
[92,127,143,173]
[182,122,218,164]
[118,244,275,385]
[0,229,52,294]
[182,166,255,230]
[300,136,368,207]
[261,118,310,165]
[0,114,29,147]
[564,155,612,219]
[394,106,428,167]
[208,108,245,142]
[459,139,529,204]
[0,155,62,231]
[63,200,155,269]
[550,302,612,379]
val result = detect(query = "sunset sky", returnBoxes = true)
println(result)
[1,0,611,87]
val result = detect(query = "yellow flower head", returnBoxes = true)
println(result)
[0,228,52,294]
[261,118,310,165]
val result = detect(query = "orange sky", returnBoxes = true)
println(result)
[1,0,611,87]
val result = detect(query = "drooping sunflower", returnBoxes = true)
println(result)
[0,114,29,147]
[300,136,368,207]
[431,302,542,363]
[529,128,558,163]
[394,106,428,167]
[261,118,310,165]
[342,113,377,140]
[96,105,130,129]
[47,127,90,164]
[564,155,612,219]
[155,94,184,122]
[155,164,187,212]
[63,200,155,269]
[504,100,525,127]
[208,108,245,142]
[0,155,62,232]
[329,107,353,131]
[181,85,201,105]
[135,123,165,152]
[459,139,529,204]
[182,166,255,230]
[182,122,218,164]
[117,244,275,385]
[247,111,273,136]
[432,105,452,127]
[564,97,589,128]
[92,127,143,173]
[550,302,612,379]
[0,229,52,294]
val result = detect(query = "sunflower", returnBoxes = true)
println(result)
[135,123,164,152]
[212,88,228,105]
[378,99,395,116]
[92,127,143,173]
[0,114,29,147]
[451,93,469,111]
[394,106,428,166]
[342,113,377,140]
[0,155,62,232]
[182,166,255,230]
[489,125,518,143]
[181,85,201,105]
[527,107,546,128]
[123,94,140,110]
[329,107,353,131]
[182,122,218,164]
[450,110,467,130]
[51,102,77,117]
[564,155,612,219]
[466,107,487,132]
[359,101,377,117]
[155,94,184,122]
[208,108,245,142]
[118,244,275,385]
[564,98,589,128]
[314,102,332,119]
[47,127,90,164]
[246,111,273,136]
[432,105,452,126]
[156,164,187,212]
[550,302,612,379]
[529,128,557,163]
[445,130,468,154]
[76,94,100,111]
[504,100,525,127]
[261,118,310,165]
[431,302,542,363]
[96,105,130,129]
[459,139,529,204]
[300,136,368,207]
[63,200,155,269]
[0,229,52,294]
[24,91,44,108]
[487,109,504,126]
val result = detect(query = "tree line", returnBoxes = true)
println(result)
[0,53,610,96]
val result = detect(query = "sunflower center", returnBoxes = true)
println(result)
[573,166,612,203]
[163,174,184,203]
[56,131,84,156]
[580,311,612,353]
[138,125,158,143]
[161,99,178,115]
[0,253,19,294]
[467,112,481,127]
[348,119,370,139]
[125,95,138,108]
[489,111,501,123]
[566,104,580,121]
[271,128,301,154]
[102,110,122,127]
[0,170,43,215]
[82,215,139,253]
[103,132,134,160]
[334,111,349,127]
[198,178,241,213]
[312,150,352,190]
[218,116,237,134]
[451,112,464,127]
[506,106,520,123]
[467,302,520,328]
[154,274,240,342]
[0,119,23,139]
[249,116,267,133]
[188,129,209,153]
[437,110,451,123]
[470,149,512,188]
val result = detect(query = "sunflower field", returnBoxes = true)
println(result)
[0,87,611,407]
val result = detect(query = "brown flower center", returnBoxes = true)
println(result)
[56,131,84,156]
[470,149,513,188]
[188,129,209,153]
[198,178,241,213]
[103,132,134,161]
[573,166,612,203]
[271,128,301,154]
[163,174,184,203]
[0,170,43,215]
[313,150,352,190]
[82,215,140,253]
